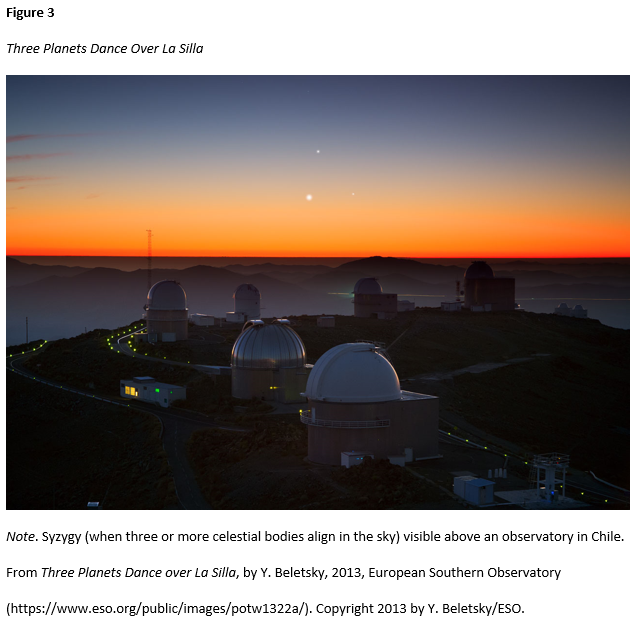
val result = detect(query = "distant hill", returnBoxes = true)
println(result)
[335,256,464,283]
[300,270,447,295]
[5,262,335,345]
[497,260,630,279]
[224,263,332,275]
[6,257,89,287]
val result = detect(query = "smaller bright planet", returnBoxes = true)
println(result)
[306,194,313,201]
[316,150,320,154]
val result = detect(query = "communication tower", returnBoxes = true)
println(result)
[146,229,153,293]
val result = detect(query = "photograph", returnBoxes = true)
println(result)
[5,75,629,510]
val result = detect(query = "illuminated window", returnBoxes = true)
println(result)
[125,386,138,397]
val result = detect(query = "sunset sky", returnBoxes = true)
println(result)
[6,76,629,257]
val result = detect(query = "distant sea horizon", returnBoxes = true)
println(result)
[8,255,630,271]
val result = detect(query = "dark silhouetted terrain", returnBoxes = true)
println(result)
[8,308,629,509]
[6,256,630,345]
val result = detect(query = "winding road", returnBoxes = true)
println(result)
[7,337,245,510]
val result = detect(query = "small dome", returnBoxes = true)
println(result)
[304,343,401,403]
[231,320,306,369]
[147,280,187,310]
[234,283,260,300]
[464,261,494,279]
[353,277,383,295]
[573,304,584,311]
[558,302,570,309]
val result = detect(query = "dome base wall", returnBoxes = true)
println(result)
[231,367,309,403]
[354,294,398,318]
[305,395,439,465]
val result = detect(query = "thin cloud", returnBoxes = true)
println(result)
[7,152,70,162]
[7,133,91,143]
[85,193,101,200]
[7,176,56,183]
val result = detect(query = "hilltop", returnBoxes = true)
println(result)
[7,307,629,509]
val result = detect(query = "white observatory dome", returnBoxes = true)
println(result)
[234,283,261,300]
[147,280,187,310]
[231,319,306,369]
[557,302,570,310]
[573,304,584,311]
[353,277,383,295]
[303,343,402,403]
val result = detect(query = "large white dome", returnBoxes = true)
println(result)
[304,343,401,403]
[234,283,260,300]
[353,277,382,295]
[147,280,187,310]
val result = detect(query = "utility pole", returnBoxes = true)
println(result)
[146,229,153,293]
[26,316,28,344]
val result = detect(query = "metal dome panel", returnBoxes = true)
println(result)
[303,343,402,403]
[231,322,306,369]
[464,261,494,280]
[353,277,383,295]
[147,280,187,310]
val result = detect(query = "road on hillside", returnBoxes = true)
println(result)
[7,348,245,510]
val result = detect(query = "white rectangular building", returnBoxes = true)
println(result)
[441,301,462,311]
[120,376,186,408]
[190,313,216,326]
[463,478,495,506]
[317,316,335,327]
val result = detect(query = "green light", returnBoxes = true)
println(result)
[581,492,584,495]
[484,446,487,449]
[155,388,160,393]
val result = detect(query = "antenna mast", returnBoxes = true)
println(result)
[146,229,152,292]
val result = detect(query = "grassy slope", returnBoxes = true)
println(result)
[187,417,448,510]
[13,309,629,507]
[6,372,176,510]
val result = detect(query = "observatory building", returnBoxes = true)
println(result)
[231,319,311,403]
[353,277,398,319]
[146,280,188,342]
[463,261,515,311]
[226,284,261,323]
[555,303,588,318]
[300,343,439,465]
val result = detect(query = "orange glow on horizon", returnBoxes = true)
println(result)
[6,173,629,258]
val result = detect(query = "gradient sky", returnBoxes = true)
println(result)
[6,76,630,257]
